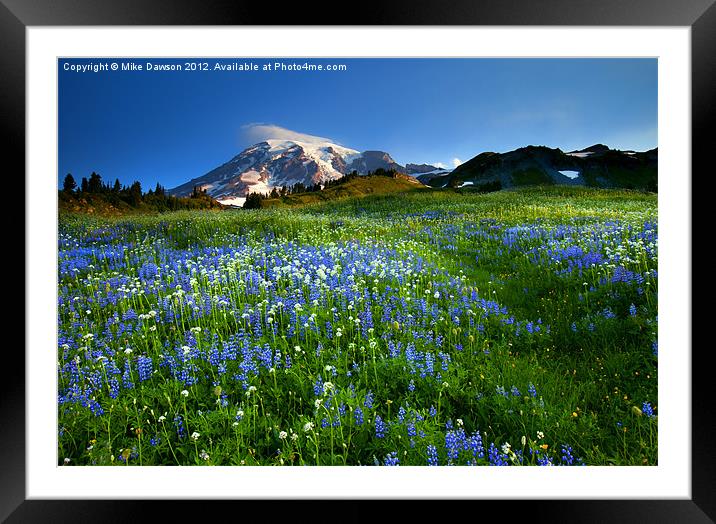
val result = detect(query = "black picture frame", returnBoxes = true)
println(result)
[6,0,710,522]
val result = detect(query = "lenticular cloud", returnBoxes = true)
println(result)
[241,124,340,146]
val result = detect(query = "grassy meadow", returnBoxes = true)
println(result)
[57,186,658,466]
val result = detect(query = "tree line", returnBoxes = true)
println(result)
[60,172,222,212]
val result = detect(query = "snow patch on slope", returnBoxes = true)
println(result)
[217,197,246,207]
[567,152,593,158]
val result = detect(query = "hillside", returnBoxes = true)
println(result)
[58,189,225,217]
[256,172,426,208]
[424,144,657,192]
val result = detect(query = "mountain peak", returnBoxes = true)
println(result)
[169,140,410,205]
[574,144,611,154]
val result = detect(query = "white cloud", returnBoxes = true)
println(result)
[452,158,463,168]
[241,124,337,146]
[433,162,447,169]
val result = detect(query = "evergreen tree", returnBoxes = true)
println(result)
[243,193,264,209]
[62,174,77,193]
[80,177,88,193]
[129,181,142,206]
[88,172,103,193]
[113,178,121,192]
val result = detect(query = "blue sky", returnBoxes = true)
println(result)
[58,58,657,190]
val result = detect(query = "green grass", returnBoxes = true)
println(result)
[57,186,657,466]
[261,174,425,208]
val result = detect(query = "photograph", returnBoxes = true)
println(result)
[56,56,659,468]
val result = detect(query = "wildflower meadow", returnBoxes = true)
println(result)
[57,187,657,466]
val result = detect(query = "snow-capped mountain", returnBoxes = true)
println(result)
[169,139,438,205]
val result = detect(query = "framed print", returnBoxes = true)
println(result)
[7,0,712,521]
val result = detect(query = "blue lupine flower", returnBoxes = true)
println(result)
[354,407,364,426]
[527,383,537,398]
[137,356,152,382]
[313,376,324,396]
[629,303,637,317]
[375,416,387,438]
[560,445,575,465]
[602,308,616,319]
[427,444,439,466]
[488,443,508,466]
[108,377,120,399]
[174,415,185,439]
[642,401,655,418]
[468,431,485,459]
[364,391,374,409]
[383,452,400,466]
[407,422,417,437]
[536,453,552,466]
[445,429,466,461]
[122,360,134,389]
[88,399,104,417]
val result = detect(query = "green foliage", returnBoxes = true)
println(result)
[511,168,554,186]
[243,193,264,209]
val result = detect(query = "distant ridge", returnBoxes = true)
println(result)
[419,144,657,191]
